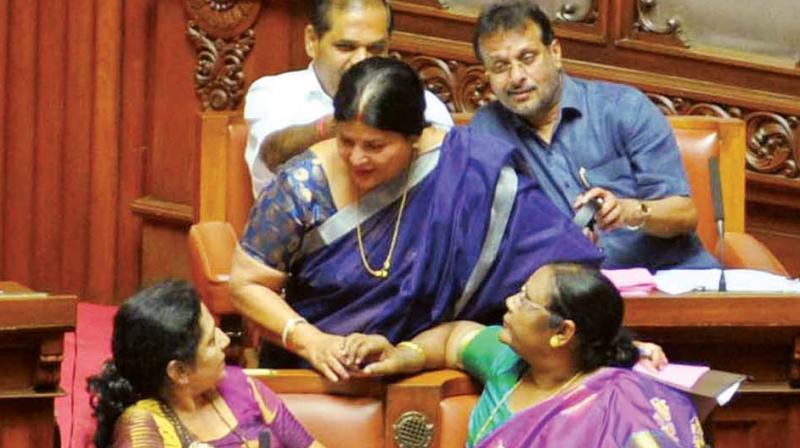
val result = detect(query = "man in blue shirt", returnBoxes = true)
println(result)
[469,1,718,270]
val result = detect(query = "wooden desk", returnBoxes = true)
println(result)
[0,281,77,447]
[624,292,800,448]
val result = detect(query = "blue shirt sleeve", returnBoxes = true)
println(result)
[617,88,690,199]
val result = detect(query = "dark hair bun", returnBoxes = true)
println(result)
[87,361,139,448]
[605,328,638,368]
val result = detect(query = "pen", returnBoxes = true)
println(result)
[578,166,591,190]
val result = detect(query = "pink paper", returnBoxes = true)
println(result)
[601,268,657,296]
[634,362,710,388]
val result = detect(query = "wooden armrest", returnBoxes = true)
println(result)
[390,369,480,397]
[721,232,789,276]
[386,370,480,448]
[246,368,386,397]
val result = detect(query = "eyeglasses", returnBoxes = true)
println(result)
[515,284,565,327]
[513,284,550,314]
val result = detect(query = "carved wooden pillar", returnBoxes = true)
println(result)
[183,0,262,110]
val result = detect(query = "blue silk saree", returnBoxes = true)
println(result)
[241,126,603,346]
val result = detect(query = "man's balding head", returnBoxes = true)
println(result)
[309,0,393,37]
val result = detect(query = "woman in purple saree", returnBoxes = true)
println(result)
[88,281,320,448]
[229,57,602,380]
[361,263,704,447]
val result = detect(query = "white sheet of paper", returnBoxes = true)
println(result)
[654,269,800,294]
[716,381,742,405]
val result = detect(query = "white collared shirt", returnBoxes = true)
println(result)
[243,63,454,197]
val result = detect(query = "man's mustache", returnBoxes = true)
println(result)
[507,85,537,95]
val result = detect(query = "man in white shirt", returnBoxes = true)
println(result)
[244,0,453,197]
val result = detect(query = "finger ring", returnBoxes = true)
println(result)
[638,346,653,359]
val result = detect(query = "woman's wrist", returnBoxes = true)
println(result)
[397,341,426,372]
[281,317,308,348]
[284,319,319,353]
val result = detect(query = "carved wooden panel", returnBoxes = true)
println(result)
[647,95,799,179]
[392,52,494,112]
[187,23,256,111]
[184,0,261,111]
[629,0,800,65]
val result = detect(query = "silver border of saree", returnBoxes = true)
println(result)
[453,166,519,317]
[298,148,441,257]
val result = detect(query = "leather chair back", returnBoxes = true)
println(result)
[668,116,745,256]
[673,127,723,253]
[188,221,237,315]
[250,370,385,448]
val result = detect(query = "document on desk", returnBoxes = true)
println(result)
[634,363,709,388]
[634,362,746,419]
[654,269,800,294]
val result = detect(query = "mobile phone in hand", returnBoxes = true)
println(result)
[573,197,603,230]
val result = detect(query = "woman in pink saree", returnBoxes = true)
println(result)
[361,263,704,447]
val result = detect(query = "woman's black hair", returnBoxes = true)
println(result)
[333,56,426,137]
[87,280,203,448]
[545,263,638,370]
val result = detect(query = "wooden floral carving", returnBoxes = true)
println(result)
[187,22,255,111]
[647,94,798,178]
[184,0,261,110]
[394,52,494,113]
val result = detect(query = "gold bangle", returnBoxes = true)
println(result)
[281,317,307,349]
[398,341,425,360]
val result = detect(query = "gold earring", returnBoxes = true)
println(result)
[549,335,560,348]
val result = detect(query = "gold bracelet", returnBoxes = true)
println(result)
[281,317,308,349]
[398,341,425,360]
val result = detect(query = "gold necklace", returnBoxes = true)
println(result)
[355,165,413,279]
[471,370,585,444]
[160,395,251,448]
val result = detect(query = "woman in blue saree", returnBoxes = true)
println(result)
[229,57,602,380]
[361,263,702,447]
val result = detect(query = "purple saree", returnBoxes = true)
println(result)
[112,367,313,447]
[475,368,705,448]
[243,126,603,347]
[210,367,313,447]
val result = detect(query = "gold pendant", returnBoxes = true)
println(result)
[372,269,388,279]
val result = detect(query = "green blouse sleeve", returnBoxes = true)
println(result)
[462,326,508,383]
